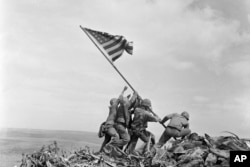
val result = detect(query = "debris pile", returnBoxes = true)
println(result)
[19,141,142,167]
[151,132,250,167]
[19,132,250,167]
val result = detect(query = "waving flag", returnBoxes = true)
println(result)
[82,27,133,62]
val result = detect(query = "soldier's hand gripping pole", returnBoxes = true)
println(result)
[135,91,167,129]
[148,108,167,129]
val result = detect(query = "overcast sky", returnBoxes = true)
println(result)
[1,0,250,138]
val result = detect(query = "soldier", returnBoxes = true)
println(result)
[126,91,142,131]
[155,111,191,148]
[108,95,132,149]
[125,99,161,155]
[98,98,120,152]
[103,88,139,152]
[99,86,128,152]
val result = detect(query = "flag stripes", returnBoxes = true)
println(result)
[83,27,133,62]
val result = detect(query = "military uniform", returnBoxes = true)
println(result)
[109,96,131,148]
[99,98,120,152]
[155,111,191,148]
[126,106,159,154]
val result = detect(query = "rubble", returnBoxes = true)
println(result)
[19,132,250,167]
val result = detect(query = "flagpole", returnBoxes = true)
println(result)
[80,25,136,92]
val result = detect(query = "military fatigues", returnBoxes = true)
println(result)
[99,99,120,152]
[155,113,191,148]
[108,96,131,149]
[125,107,159,154]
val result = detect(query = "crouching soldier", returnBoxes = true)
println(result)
[155,111,191,148]
[98,87,128,152]
[98,98,120,152]
[125,99,161,155]
[104,87,140,151]
[107,94,132,150]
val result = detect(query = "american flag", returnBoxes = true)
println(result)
[83,27,133,62]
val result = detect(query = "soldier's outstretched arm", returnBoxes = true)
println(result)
[121,86,128,96]
[161,113,176,124]
[118,86,128,102]
[145,112,160,122]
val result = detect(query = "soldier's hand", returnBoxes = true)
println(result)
[155,116,161,122]
[159,119,164,124]
[158,118,162,123]
[124,86,128,91]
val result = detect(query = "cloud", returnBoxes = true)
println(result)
[227,60,250,85]
[235,93,250,128]
[193,95,209,103]
[190,0,250,31]
[131,0,249,76]
[150,55,195,71]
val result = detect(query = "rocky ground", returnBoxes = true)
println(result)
[18,132,250,167]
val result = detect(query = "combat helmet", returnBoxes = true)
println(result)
[110,98,117,105]
[141,98,152,108]
[181,111,189,120]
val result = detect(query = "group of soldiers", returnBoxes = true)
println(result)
[98,86,191,156]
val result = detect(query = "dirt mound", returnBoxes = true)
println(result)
[19,132,250,167]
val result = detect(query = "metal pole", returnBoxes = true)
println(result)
[80,25,136,92]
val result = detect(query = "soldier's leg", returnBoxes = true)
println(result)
[106,126,119,141]
[99,134,111,152]
[155,127,173,148]
[117,123,130,147]
[110,123,130,148]
[125,134,139,154]
[179,128,191,138]
[136,130,156,154]
[100,126,118,152]
[144,130,156,145]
